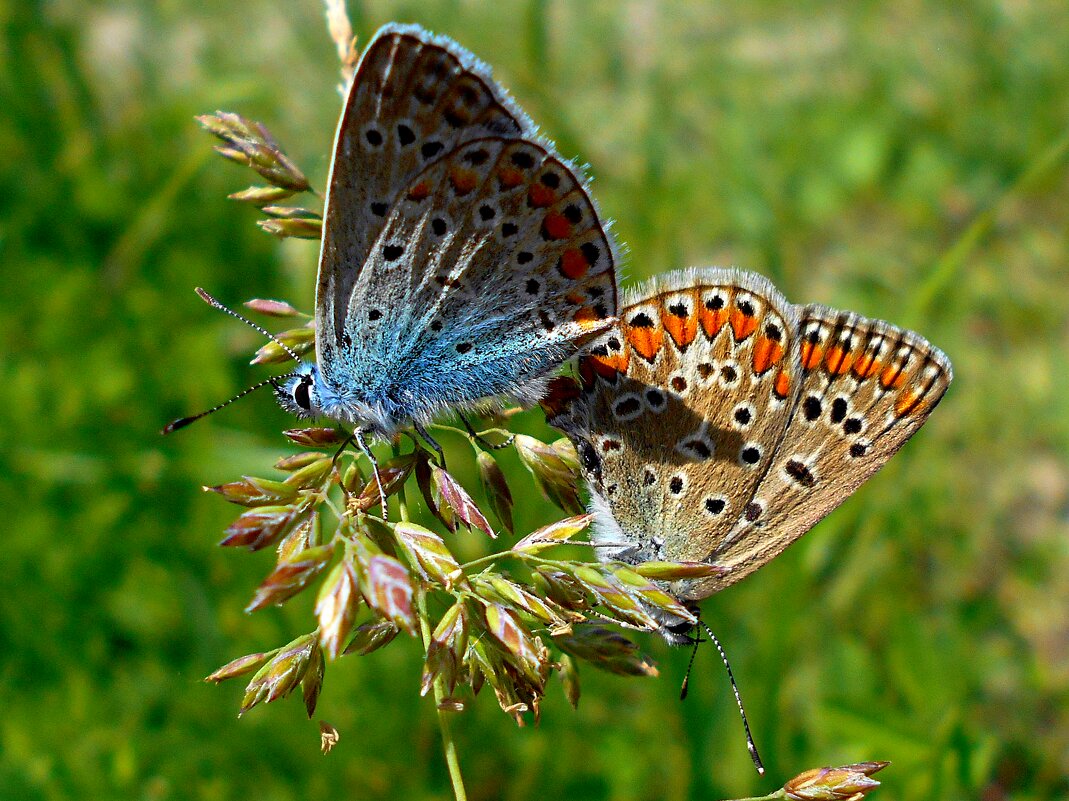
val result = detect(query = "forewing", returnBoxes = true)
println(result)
[317,24,535,360]
[684,306,953,598]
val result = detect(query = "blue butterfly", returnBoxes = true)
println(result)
[170,24,619,462]
[275,24,618,442]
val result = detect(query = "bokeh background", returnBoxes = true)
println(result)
[3,0,1068,799]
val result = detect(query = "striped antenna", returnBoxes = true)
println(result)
[194,287,304,363]
[162,287,307,435]
[696,620,765,775]
[162,373,296,434]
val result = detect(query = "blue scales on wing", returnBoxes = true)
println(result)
[310,23,619,434]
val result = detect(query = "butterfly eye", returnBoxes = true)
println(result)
[293,379,312,411]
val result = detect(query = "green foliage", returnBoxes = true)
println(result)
[2,1,1068,799]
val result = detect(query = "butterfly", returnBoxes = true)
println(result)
[271,24,619,448]
[545,267,952,644]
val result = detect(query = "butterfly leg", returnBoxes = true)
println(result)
[459,412,515,450]
[355,427,388,520]
[414,422,446,467]
[331,431,356,467]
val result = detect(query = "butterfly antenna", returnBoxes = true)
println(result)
[354,428,388,521]
[161,374,291,434]
[195,287,304,363]
[700,620,765,775]
[679,632,702,701]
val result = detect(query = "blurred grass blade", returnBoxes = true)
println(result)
[244,298,307,317]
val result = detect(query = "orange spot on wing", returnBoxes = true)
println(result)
[880,364,907,389]
[729,309,758,341]
[627,325,663,362]
[852,352,882,379]
[407,181,431,202]
[559,249,589,279]
[824,345,854,375]
[542,211,572,240]
[661,309,697,349]
[800,340,823,370]
[588,352,617,380]
[894,386,926,416]
[774,369,791,399]
[528,184,555,208]
[590,340,628,380]
[752,337,784,375]
[498,167,524,189]
[565,291,586,306]
[449,168,478,195]
[698,305,727,339]
[589,342,631,380]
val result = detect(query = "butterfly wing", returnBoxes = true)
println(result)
[317,23,536,364]
[548,268,951,603]
[317,25,618,427]
[548,268,801,565]
[683,304,953,598]
[349,137,617,422]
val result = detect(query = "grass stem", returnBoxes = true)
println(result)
[396,444,468,801]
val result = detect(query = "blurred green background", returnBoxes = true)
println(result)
[3,0,1068,799]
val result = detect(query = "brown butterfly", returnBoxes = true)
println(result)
[546,267,952,644]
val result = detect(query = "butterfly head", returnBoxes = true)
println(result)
[274,361,394,435]
[662,615,700,647]
[274,361,322,418]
